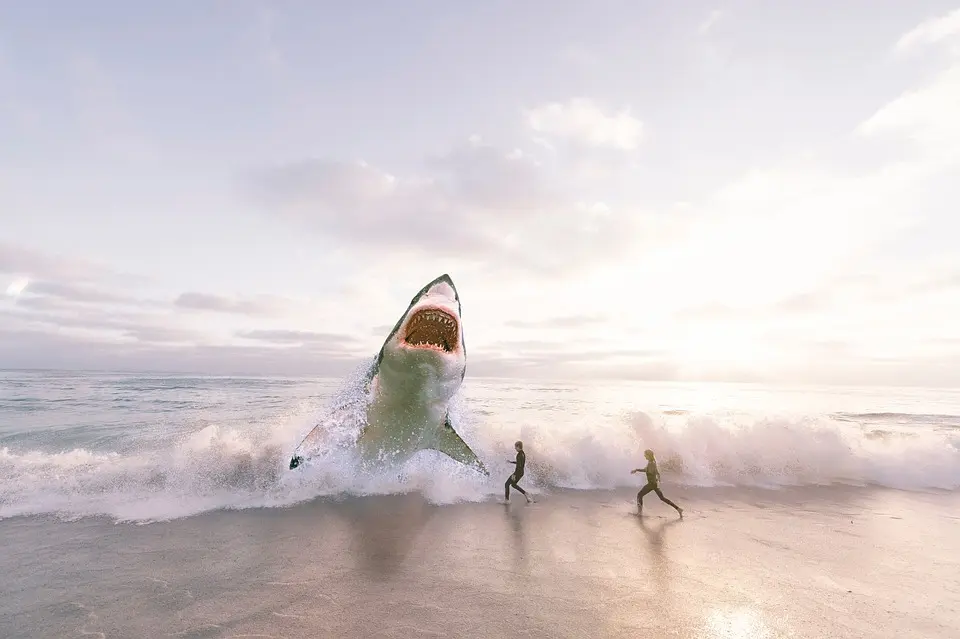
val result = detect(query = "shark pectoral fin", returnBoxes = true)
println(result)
[432,417,488,475]
[288,424,327,471]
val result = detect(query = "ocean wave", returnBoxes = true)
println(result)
[1,396,958,524]
[3,366,960,522]
[520,411,960,492]
[832,412,960,427]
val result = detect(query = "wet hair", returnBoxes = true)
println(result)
[644,449,655,459]
[515,441,523,449]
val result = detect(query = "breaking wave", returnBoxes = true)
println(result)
[1,369,959,523]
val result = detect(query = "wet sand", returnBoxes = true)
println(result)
[1,485,958,639]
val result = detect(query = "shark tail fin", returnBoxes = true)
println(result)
[431,414,489,475]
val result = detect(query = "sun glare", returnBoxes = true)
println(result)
[670,321,777,378]
[703,607,774,639]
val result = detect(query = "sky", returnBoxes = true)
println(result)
[2,1,960,386]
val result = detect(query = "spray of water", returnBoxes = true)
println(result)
[1,368,958,523]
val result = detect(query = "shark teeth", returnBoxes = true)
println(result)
[418,311,455,327]
[404,307,458,351]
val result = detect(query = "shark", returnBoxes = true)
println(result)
[288,274,487,474]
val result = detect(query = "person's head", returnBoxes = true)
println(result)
[643,449,655,461]
[515,440,523,451]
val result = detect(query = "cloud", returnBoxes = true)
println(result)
[20,280,136,304]
[770,292,831,315]
[247,149,528,255]
[246,137,654,275]
[525,98,643,151]
[174,292,290,316]
[237,329,358,346]
[369,324,395,338]
[121,326,202,344]
[0,328,361,377]
[423,141,552,211]
[1,304,197,344]
[504,315,606,329]
[894,8,960,54]
[860,10,960,158]
[482,343,664,363]
[856,64,960,154]
[5,278,28,297]
[0,242,123,283]
[698,9,724,36]
[465,349,678,381]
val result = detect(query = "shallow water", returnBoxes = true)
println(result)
[1,486,958,639]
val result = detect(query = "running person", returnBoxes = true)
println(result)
[631,449,683,517]
[505,440,532,503]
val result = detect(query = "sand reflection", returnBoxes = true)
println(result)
[502,502,529,572]
[333,493,436,576]
[636,516,682,615]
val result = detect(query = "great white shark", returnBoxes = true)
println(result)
[288,274,487,474]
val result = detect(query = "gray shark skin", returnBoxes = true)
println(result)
[288,274,487,474]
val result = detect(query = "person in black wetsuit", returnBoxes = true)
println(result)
[631,449,683,518]
[505,440,532,503]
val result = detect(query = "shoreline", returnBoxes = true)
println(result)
[2,486,958,638]
[2,480,958,526]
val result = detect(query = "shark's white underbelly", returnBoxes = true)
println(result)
[359,375,451,461]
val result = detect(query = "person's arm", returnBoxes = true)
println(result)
[630,464,649,474]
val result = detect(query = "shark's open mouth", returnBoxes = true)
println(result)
[403,307,458,352]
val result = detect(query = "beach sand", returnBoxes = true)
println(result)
[2,485,958,639]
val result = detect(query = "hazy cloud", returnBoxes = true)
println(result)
[0,329,361,377]
[0,242,118,282]
[894,8,960,54]
[174,292,288,316]
[247,137,650,275]
[22,280,137,304]
[504,315,607,329]
[698,9,725,36]
[370,324,395,336]
[237,329,358,346]
[525,98,643,151]
[771,292,832,314]
[860,16,960,156]
[4,4,960,386]
[466,349,678,381]
[1,305,197,345]
[122,326,202,344]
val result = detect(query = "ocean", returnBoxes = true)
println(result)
[2,369,959,638]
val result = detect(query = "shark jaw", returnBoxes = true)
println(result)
[375,275,466,392]
[288,274,485,474]
[402,306,459,353]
